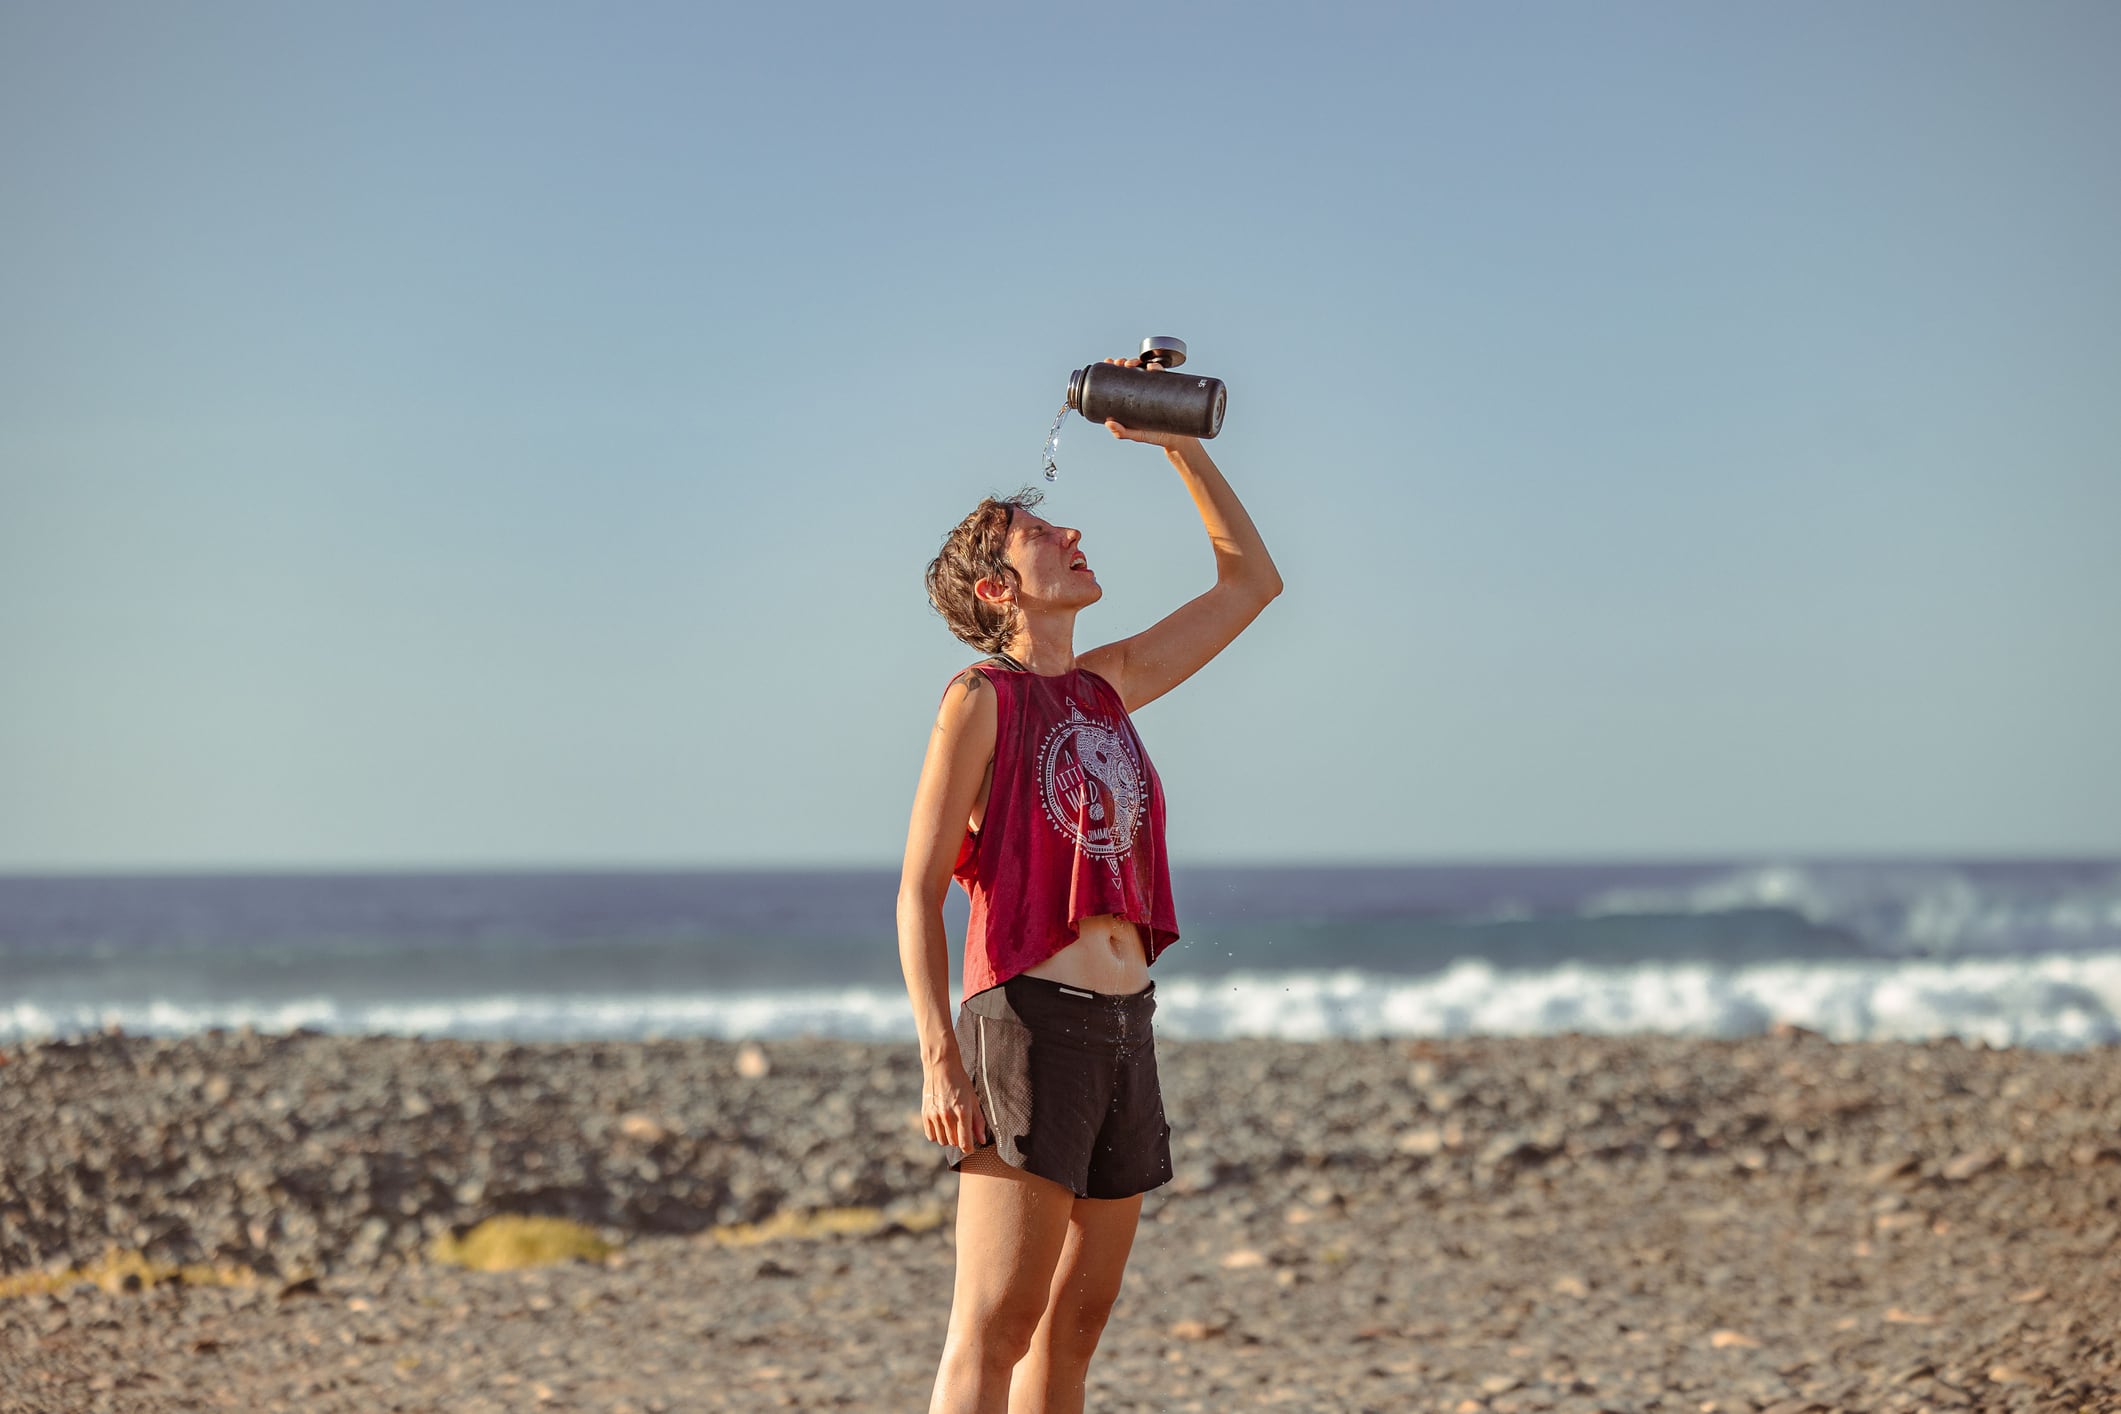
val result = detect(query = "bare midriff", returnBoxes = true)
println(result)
[1021,913,1150,995]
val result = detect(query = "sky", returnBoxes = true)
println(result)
[3,3,2117,872]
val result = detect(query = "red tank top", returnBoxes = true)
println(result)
[949,662,1178,998]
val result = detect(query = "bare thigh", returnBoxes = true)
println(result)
[946,1147,1080,1344]
[1031,1185,1143,1350]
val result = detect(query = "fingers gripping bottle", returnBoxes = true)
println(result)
[1066,337,1228,439]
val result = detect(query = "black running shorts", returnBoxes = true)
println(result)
[941,972,1174,1201]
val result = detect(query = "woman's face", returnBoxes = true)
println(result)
[999,511,1100,612]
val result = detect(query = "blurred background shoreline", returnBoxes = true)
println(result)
[8,857,2118,1050]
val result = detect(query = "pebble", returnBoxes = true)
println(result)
[734,1043,771,1079]
[1939,1149,2000,1182]
[616,1114,673,1144]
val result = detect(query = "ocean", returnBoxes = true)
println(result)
[3,860,2119,1050]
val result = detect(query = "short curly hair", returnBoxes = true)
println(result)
[924,488,1044,653]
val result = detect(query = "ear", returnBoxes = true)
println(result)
[972,574,1014,608]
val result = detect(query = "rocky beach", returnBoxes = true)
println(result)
[3,1027,2119,1412]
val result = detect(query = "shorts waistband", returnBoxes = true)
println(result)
[1002,972,1155,1008]
[963,974,1158,1035]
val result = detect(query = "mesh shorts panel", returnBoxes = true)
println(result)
[968,1010,1034,1171]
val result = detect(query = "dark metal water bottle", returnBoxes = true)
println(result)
[1066,337,1227,439]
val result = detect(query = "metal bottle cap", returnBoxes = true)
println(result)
[1139,336,1187,370]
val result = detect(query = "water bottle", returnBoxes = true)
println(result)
[1065,337,1228,440]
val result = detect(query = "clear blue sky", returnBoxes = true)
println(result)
[4,3,2117,871]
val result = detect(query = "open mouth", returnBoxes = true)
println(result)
[1071,556,1089,572]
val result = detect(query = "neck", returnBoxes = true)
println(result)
[1003,616,1075,676]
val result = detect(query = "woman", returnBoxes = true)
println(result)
[897,355,1283,1414]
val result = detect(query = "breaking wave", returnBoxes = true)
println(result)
[8,951,2119,1050]
[1580,860,2121,956]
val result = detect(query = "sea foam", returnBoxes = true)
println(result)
[7,951,2120,1050]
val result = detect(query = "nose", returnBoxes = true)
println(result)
[1063,528,1082,548]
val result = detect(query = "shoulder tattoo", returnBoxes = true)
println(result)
[954,668,988,696]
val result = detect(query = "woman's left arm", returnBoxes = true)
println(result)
[1080,418,1284,712]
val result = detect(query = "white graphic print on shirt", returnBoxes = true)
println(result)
[1036,700,1147,877]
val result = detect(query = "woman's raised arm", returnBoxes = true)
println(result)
[1079,417,1284,713]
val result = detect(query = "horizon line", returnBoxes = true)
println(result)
[3,849,2118,881]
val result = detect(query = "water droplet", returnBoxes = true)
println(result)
[1040,402,1070,481]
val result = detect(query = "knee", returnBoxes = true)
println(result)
[958,1296,1048,1369]
[1046,1293,1119,1363]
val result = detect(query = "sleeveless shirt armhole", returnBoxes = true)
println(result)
[945,665,1004,879]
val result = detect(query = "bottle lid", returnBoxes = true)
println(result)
[1139,336,1187,370]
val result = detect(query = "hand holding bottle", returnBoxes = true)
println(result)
[1097,356,1202,451]
[1065,337,1228,443]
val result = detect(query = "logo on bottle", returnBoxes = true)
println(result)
[1037,701,1147,874]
